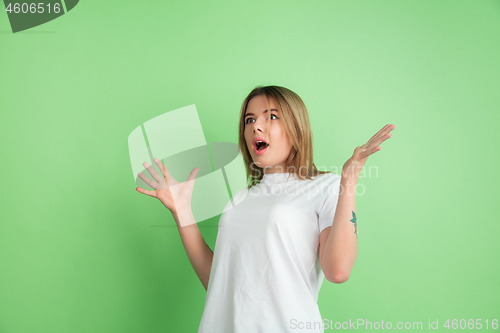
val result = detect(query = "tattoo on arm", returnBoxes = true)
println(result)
[350,211,358,239]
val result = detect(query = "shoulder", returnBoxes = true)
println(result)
[222,186,250,214]
[312,172,341,185]
[311,172,341,198]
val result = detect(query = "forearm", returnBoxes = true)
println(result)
[322,176,359,282]
[173,208,214,291]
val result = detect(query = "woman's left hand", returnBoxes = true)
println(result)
[342,124,396,180]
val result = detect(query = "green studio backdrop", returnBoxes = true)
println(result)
[0,0,499,332]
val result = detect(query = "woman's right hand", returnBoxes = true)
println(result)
[135,158,200,215]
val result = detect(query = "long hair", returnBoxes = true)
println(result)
[238,85,331,188]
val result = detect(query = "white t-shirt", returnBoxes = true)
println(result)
[198,172,342,333]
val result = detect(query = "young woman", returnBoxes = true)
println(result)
[136,85,395,332]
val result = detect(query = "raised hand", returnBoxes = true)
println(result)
[135,158,200,215]
[342,124,396,179]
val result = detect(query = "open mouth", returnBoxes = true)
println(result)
[255,140,269,151]
[252,137,270,155]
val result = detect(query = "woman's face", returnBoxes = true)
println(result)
[244,95,293,174]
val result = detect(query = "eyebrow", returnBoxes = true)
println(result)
[244,109,279,118]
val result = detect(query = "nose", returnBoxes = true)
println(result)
[252,116,268,134]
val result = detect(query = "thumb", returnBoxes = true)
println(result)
[187,167,200,182]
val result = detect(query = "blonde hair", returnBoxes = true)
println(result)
[238,85,331,188]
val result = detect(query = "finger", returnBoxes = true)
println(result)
[136,187,157,197]
[367,124,395,145]
[143,161,163,183]
[367,124,391,144]
[185,167,201,191]
[137,172,158,189]
[368,124,396,143]
[186,167,200,183]
[365,145,381,157]
[153,158,176,185]
[369,131,393,148]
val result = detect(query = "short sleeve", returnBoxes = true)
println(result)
[317,173,342,233]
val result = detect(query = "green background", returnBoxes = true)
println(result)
[1,0,499,332]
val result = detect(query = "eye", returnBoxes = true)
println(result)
[244,114,279,125]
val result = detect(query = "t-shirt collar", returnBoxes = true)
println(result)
[260,172,299,184]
